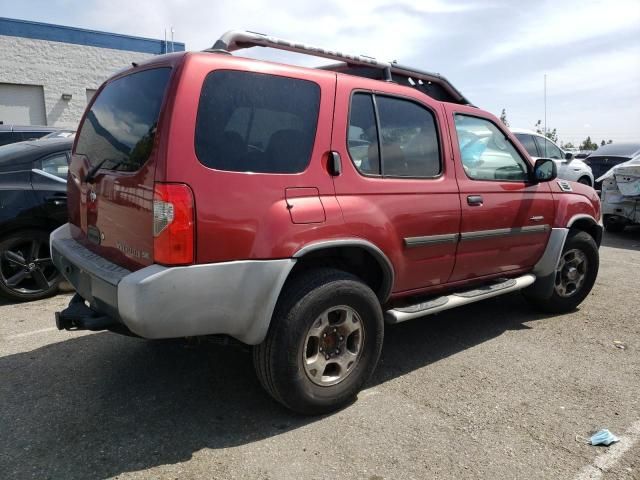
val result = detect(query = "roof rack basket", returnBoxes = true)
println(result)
[205,30,472,105]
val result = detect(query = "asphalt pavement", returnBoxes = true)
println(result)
[1,228,639,480]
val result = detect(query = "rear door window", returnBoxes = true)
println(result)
[514,134,539,157]
[347,93,441,177]
[534,136,563,159]
[39,153,69,179]
[75,68,171,172]
[0,132,22,146]
[195,71,320,174]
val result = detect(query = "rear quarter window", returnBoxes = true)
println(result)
[195,70,321,174]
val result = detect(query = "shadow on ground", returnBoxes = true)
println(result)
[0,292,554,479]
[601,226,640,252]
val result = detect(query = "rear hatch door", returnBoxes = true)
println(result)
[69,67,172,270]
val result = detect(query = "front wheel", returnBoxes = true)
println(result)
[254,268,384,415]
[524,230,599,313]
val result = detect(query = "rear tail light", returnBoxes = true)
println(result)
[153,183,195,265]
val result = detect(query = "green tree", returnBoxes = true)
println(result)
[500,109,509,127]
[534,120,543,135]
[601,140,606,146]
[580,136,598,150]
[533,120,558,143]
[607,139,613,144]
[563,142,575,149]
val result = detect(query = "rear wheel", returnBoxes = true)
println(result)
[0,230,62,302]
[577,176,592,186]
[524,230,598,313]
[254,268,384,415]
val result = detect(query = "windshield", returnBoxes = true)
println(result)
[75,67,171,172]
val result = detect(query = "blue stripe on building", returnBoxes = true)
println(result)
[0,17,185,54]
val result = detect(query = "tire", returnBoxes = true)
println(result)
[254,268,384,415]
[577,176,592,186]
[524,230,598,313]
[603,216,626,233]
[0,230,62,302]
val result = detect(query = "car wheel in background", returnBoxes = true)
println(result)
[603,215,626,233]
[0,230,62,302]
[577,176,592,186]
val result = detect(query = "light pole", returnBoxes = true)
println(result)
[544,74,547,139]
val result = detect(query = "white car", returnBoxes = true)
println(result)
[597,154,640,232]
[511,128,594,187]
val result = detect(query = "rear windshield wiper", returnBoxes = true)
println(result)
[84,158,126,184]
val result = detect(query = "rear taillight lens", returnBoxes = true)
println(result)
[153,183,195,265]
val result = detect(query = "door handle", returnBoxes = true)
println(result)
[467,195,483,206]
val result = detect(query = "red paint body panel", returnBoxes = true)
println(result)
[443,103,554,281]
[548,181,601,227]
[285,188,326,224]
[164,54,340,262]
[331,75,461,292]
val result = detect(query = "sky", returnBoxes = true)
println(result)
[2,0,639,146]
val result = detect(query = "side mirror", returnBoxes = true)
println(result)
[564,152,574,161]
[532,158,557,183]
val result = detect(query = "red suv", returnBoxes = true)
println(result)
[51,31,602,414]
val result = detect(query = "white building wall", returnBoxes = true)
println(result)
[0,35,155,129]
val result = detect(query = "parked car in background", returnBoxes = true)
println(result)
[511,129,594,187]
[40,130,76,140]
[598,154,640,232]
[575,150,593,159]
[583,143,640,190]
[0,138,72,301]
[0,124,62,146]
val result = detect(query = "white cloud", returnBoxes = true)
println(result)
[506,46,640,96]
[76,0,486,64]
[469,0,640,65]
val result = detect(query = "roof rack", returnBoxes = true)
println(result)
[206,30,472,106]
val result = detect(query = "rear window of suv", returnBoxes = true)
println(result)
[195,70,320,174]
[75,67,171,171]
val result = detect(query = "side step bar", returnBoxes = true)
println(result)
[385,274,536,324]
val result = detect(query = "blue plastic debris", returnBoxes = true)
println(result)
[590,429,619,446]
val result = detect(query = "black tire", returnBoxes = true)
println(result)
[577,176,592,186]
[0,230,62,302]
[603,216,626,233]
[524,230,598,313]
[254,268,384,415]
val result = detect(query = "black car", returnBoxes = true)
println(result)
[0,124,62,146]
[0,138,72,301]
[585,142,640,189]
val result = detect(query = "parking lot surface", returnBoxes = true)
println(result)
[1,229,639,480]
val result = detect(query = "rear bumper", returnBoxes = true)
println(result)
[50,224,295,344]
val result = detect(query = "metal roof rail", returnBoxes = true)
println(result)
[206,30,472,105]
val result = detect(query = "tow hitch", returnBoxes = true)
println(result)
[55,294,117,331]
